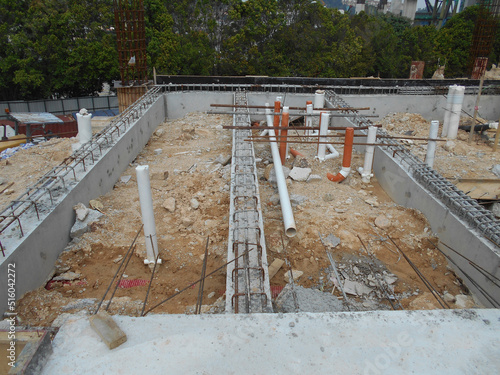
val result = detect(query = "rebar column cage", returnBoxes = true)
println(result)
[114,0,148,85]
[468,0,500,78]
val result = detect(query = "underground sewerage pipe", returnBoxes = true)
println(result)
[442,85,456,137]
[279,107,289,164]
[314,90,325,109]
[290,148,304,157]
[426,120,439,168]
[305,102,314,137]
[327,127,354,183]
[317,112,339,161]
[357,125,377,183]
[76,108,93,144]
[447,85,465,139]
[136,165,162,266]
[265,104,297,237]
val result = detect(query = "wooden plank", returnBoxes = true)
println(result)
[268,259,285,281]
[455,179,500,200]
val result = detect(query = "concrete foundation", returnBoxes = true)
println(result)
[0,96,165,315]
[41,309,500,374]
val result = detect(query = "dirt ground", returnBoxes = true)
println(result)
[7,110,499,327]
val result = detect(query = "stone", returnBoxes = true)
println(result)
[70,209,103,238]
[443,292,456,303]
[364,197,379,207]
[267,165,290,184]
[53,271,81,281]
[89,200,104,211]
[443,141,456,153]
[289,167,312,182]
[214,154,232,166]
[120,175,132,184]
[284,269,304,283]
[89,310,127,350]
[0,177,6,185]
[324,234,341,248]
[343,279,372,296]
[182,218,194,227]
[374,215,391,229]
[73,203,89,221]
[383,274,398,285]
[306,174,321,183]
[353,266,360,275]
[323,193,334,202]
[290,194,307,206]
[190,198,200,210]
[293,155,310,168]
[455,294,474,309]
[492,164,500,178]
[268,259,285,280]
[154,128,164,137]
[269,194,280,206]
[154,148,163,155]
[264,164,274,180]
[162,197,176,212]
[207,292,216,299]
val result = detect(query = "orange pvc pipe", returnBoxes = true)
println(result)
[327,127,354,183]
[279,110,289,164]
[290,148,304,157]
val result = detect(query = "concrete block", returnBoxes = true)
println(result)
[289,167,312,182]
[89,311,127,350]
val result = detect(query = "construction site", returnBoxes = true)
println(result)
[1,1,500,374]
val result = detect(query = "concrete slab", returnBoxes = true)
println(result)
[42,309,500,374]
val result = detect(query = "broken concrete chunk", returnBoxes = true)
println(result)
[73,203,89,221]
[492,164,500,178]
[70,209,104,239]
[120,175,132,184]
[374,215,391,229]
[306,174,321,183]
[154,148,163,155]
[343,279,372,296]
[383,274,398,285]
[324,234,341,248]
[89,310,127,350]
[190,198,200,210]
[53,271,81,281]
[214,154,232,166]
[89,199,104,211]
[290,194,307,206]
[266,165,291,184]
[284,269,304,283]
[162,197,176,212]
[443,292,456,303]
[289,167,312,182]
[62,298,97,312]
[455,294,474,309]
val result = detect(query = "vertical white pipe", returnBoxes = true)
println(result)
[136,165,160,264]
[317,112,330,161]
[447,85,465,139]
[426,120,439,168]
[358,125,377,183]
[305,103,313,137]
[314,90,325,109]
[442,85,456,137]
[265,104,296,237]
[76,109,92,144]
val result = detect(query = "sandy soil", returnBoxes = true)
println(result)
[11,110,499,326]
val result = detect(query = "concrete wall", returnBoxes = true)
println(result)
[0,97,165,314]
[373,148,500,307]
[165,91,233,120]
[344,95,500,123]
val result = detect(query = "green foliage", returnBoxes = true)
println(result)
[1,1,499,101]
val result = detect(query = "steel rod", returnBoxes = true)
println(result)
[141,237,162,316]
[94,224,143,315]
[208,110,379,118]
[223,125,381,131]
[210,104,370,111]
[195,236,210,314]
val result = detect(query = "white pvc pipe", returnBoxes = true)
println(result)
[136,165,161,265]
[305,103,313,137]
[314,90,325,109]
[442,85,455,137]
[426,120,439,168]
[325,144,340,160]
[357,125,377,183]
[76,109,92,144]
[317,112,330,161]
[447,85,465,139]
[265,104,296,237]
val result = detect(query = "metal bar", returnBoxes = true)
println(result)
[208,111,379,118]
[141,236,161,316]
[195,236,210,314]
[210,104,370,111]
